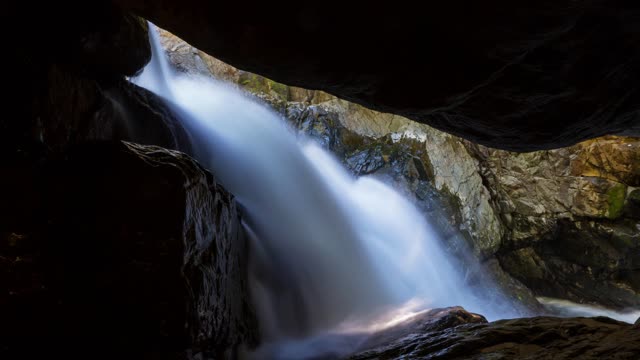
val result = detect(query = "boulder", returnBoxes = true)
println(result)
[0,142,257,357]
[350,312,640,359]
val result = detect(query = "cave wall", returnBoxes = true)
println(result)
[158,29,640,310]
[115,0,640,151]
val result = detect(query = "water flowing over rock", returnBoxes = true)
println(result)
[133,27,546,360]
[155,29,640,312]
[0,142,257,357]
[2,5,640,358]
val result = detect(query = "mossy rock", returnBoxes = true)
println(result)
[238,73,289,100]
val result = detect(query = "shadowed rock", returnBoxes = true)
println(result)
[114,0,640,150]
[0,142,257,357]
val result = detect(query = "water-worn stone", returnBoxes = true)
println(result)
[350,312,640,359]
[0,142,257,357]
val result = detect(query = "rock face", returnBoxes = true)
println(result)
[2,2,192,156]
[107,0,640,151]
[349,308,640,359]
[472,139,640,308]
[0,142,257,357]
[157,29,640,311]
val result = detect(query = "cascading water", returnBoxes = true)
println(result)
[133,24,521,358]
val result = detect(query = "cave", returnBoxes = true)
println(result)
[1,2,639,359]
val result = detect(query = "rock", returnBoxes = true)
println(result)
[346,146,386,175]
[499,219,640,308]
[4,58,189,154]
[0,142,257,357]
[1,3,159,154]
[35,70,190,152]
[114,1,640,150]
[626,188,640,219]
[77,9,151,77]
[350,314,640,359]
[352,307,487,357]
[3,3,150,77]
[289,105,349,154]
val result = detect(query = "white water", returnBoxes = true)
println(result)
[133,24,521,358]
[538,297,640,324]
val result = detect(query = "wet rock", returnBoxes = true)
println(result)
[353,307,487,357]
[289,106,347,154]
[0,142,257,357]
[350,313,640,359]
[346,146,386,175]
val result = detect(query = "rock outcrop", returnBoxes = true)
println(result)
[349,308,640,359]
[472,138,640,308]
[156,29,640,311]
[0,142,257,357]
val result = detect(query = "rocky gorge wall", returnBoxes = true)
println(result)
[157,29,640,311]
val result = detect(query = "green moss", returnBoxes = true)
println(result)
[606,183,627,219]
[238,73,289,101]
[269,80,289,98]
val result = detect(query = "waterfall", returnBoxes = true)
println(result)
[132,24,520,358]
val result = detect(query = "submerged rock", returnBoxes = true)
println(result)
[0,142,257,357]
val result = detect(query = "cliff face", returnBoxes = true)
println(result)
[158,29,640,310]
[477,139,640,308]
